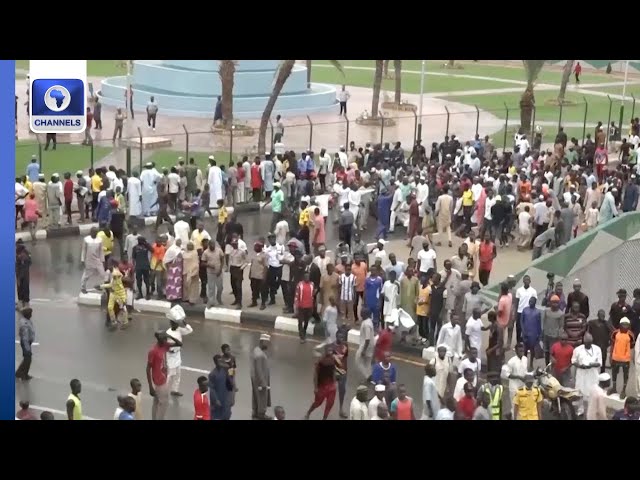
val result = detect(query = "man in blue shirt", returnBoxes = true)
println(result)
[26,156,40,183]
[376,189,393,239]
[521,296,542,370]
[364,266,384,329]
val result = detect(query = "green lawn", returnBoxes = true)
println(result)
[314,60,619,86]
[444,89,616,127]
[15,60,126,77]
[15,141,114,178]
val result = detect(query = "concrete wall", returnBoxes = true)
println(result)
[481,212,640,316]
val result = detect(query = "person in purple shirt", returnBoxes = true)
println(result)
[118,396,136,420]
[521,296,542,369]
[371,351,397,385]
[364,267,384,328]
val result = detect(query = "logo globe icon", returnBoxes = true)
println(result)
[43,85,72,112]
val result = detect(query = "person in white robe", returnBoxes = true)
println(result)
[382,276,400,325]
[599,189,618,223]
[207,157,224,206]
[140,163,159,216]
[429,345,451,400]
[436,317,463,364]
[127,172,142,217]
[348,185,362,223]
[389,186,404,233]
[501,344,528,418]
[165,314,193,396]
[173,219,191,247]
[124,229,141,262]
[243,158,251,203]
[571,333,602,409]
[80,227,106,292]
[416,178,429,219]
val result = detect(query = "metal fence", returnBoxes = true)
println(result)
[16,95,636,177]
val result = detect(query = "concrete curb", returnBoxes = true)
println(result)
[75,292,428,358]
[15,202,260,242]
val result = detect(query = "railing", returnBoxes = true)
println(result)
[15,96,635,177]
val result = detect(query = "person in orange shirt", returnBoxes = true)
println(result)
[351,255,368,322]
[150,236,167,298]
[609,317,635,399]
[519,174,531,202]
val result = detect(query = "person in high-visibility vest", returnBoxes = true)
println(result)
[478,371,504,420]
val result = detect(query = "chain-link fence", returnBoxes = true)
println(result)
[16,95,635,178]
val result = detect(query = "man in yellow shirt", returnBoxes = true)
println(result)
[298,196,311,253]
[513,372,543,420]
[97,226,114,265]
[216,199,228,245]
[91,169,103,221]
[461,184,475,236]
[416,276,431,343]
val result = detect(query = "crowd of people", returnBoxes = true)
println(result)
[15,121,640,419]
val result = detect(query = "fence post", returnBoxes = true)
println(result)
[90,143,94,171]
[137,127,143,172]
[269,119,274,152]
[126,147,132,176]
[182,124,189,162]
[345,114,350,147]
[412,109,417,145]
[632,94,636,122]
[558,101,564,133]
[307,115,313,151]
[582,97,588,146]
[380,115,385,145]
[36,134,43,169]
[474,105,480,137]
[230,125,234,161]
[503,103,509,153]
[606,95,613,150]
[444,106,450,138]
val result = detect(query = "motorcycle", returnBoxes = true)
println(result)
[534,364,582,420]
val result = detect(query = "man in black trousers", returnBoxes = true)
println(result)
[15,307,35,381]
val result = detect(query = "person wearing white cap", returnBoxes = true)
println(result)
[250,334,271,420]
[45,173,63,228]
[609,317,634,398]
[571,332,602,407]
[368,383,387,419]
[421,363,440,420]
[207,157,224,206]
[349,385,370,420]
[140,163,159,216]
[586,372,610,420]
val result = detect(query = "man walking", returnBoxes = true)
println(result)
[147,95,158,131]
[146,331,180,420]
[80,227,106,294]
[201,240,225,308]
[16,242,31,309]
[15,307,35,381]
[250,334,272,420]
[166,316,193,397]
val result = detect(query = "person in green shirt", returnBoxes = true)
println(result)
[262,182,285,232]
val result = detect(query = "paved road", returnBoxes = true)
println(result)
[14,301,426,420]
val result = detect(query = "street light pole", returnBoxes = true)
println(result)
[619,60,630,139]
[417,60,425,143]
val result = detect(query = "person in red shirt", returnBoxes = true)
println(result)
[478,231,496,286]
[295,272,315,343]
[456,382,477,420]
[193,376,210,420]
[550,332,574,386]
[63,172,74,225]
[146,331,181,420]
[374,322,393,363]
[250,157,263,202]
[573,62,582,83]
[15,401,37,420]
[304,344,337,420]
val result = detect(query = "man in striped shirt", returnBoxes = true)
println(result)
[295,271,315,343]
[339,263,356,325]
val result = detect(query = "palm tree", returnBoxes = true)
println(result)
[520,60,546,132]
[218,60,236,127]
[371,60,384,118]
[393,60,402,104]
[257,60,344,155]
[557,60,575,105]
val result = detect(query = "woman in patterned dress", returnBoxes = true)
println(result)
[163,239,184,301]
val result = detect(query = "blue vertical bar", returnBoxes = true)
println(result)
[1,60,15,420]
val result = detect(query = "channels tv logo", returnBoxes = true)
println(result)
[30,78,86,133]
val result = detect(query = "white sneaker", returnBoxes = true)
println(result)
[153,128,156,132]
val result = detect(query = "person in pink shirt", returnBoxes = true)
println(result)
[497,281,513,335]
[23,193,41,241]
[312,207,326,251]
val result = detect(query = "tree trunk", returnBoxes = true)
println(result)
[520,85,535,132]
[219,60,235,127]
[383,60,390,77]
[306,60,312,88]
[372,60,384,118]
[557,60,575,104]
[394,60,402,104]
[258,60,295,155]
